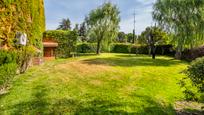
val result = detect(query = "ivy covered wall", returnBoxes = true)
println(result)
[0,0,45,49]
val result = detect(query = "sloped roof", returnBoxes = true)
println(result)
[43,42,58,47]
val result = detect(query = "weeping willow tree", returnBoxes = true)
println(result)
[86,2,120,54]
[153,0,204,59]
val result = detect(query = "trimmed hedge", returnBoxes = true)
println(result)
[111,43,174,55]
[130,45,149,54]
[43,30,78,58]
[77,43,97,53]
[111,44,131,53]
[182,46,204,61]
[77,43,175,56]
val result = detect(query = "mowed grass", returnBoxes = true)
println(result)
[0,53,188,114]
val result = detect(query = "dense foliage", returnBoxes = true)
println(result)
[138,26,169,45]
[182,46,204,61]
[153,0,204,59]
[0,0,45,49]
[137,26,169,59]
[86,2,120,54]
[111,44,131,53]
[0,50,17,89]
[43,30,78,58]
[79,22,87,42]
[112,43,174,55]
[117,32,127,43]
[185,57,204,93]
[77,43,96,53]
[77,43,174,56]
[0,0,45,90]
[16,46,37,73]
[57,18,71,30]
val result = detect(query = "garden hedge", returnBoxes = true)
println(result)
[111,43,174,55]
[0,0,45,49]
[43,30,78,58]
[77,43,97,53]
[77,43,175,56]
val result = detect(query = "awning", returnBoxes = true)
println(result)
[43,42,58,47]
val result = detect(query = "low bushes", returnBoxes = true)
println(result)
[179,57,204,101]
[182,46,204,61]
[185,57,204,93]
[17,46,36,73]
[0,50,18,89]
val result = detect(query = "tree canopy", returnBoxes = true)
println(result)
[153,0,204,58]
[57,18,71,30]
[138,26,169,46]
[86,2,120,54]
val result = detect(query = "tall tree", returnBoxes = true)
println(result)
[73,23,79,32]
[138,26,168,45]
[57,18,71,30]
[86,2,120,54]
[153,0,204,59]
[79,22,87,42]
[126,33,134,43]
[117,32,127,43]
[138,26,168,59]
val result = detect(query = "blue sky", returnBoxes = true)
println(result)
[44,0,156,34]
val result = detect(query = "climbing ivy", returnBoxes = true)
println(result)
[0,0,45,49]
[43,30,78,58]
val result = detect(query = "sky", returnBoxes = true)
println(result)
[44,0,156,35]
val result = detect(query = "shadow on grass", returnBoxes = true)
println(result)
[4,92,176,114]
[82,56,182,67]
[76,53,98,57]
[7,84,50,114]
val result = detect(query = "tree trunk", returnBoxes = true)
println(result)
[151,45,156,59]
[96,40,101,55]
[175,51,182,59]
[175,46,183,59]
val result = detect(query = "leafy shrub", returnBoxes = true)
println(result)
[111,44,131,53]
[0,50,17,65]
[185,57,204,93]
[0,50,18,89]
[130,45,149,54]
[0,63,17,89]
[179,57,204,101]
[77,43,96,53]
[182,46,204,61]
[179,78,201,101]
[155,45,174,56]
[43,30,78,58]
[16,46,36,73]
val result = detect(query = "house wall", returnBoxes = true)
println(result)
[0,0,45,49]
[44,47,55,57]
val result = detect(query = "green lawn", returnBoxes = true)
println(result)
[0,53,188,114]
